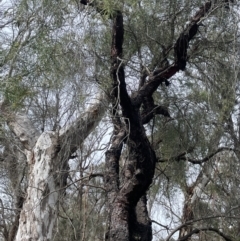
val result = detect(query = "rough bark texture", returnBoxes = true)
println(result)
[101,1,231,241]
[103,9,157,241]
[0,0,234,240]
[105,117,126,240]
[129,195,152,241]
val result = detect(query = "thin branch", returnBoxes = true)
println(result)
[177,227,233,241]
[151,220,169,230]
[0,19,14,29]
[89,173,104,179]
[166,214,238,241]
[158,147,236,164]
[132,0,230,107]
[186,147,235,164]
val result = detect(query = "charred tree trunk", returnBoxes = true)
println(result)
[102,1,231,241]
[129,195,152,241]
[104,9,157,241]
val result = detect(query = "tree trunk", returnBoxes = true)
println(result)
[2,142,26,241]
[0,95,106,241]
[129,195,152,241]
[15,131,60,241]
[179,136,221,240]
[104,108,156,241]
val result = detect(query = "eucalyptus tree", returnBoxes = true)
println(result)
[89,1,239,241]
[0,0,107,240]
[0,0,239,241]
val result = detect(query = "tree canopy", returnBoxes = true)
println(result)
[0,0,240,241]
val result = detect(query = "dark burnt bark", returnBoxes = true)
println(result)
[132,1,219,107]
[105,1,229,241]
[104,9,157,241]
[129,195,152,241]
[79,1,235,241]
[141,95,171,124]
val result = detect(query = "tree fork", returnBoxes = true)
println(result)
[132,0,231,108]
[106,5,157,241]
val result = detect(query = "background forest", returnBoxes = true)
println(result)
[0,0,240,241]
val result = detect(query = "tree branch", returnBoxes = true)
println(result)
[110,11,134,123]
[151,219,169,230]
[59,93,107,154]
[141,95,171,124]
[158,147,235,164]
[178,227,233,241]
[165,215,236,241]
[132,0,229,107]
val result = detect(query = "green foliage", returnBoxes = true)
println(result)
[3,75,32,109]
[0,0,240,240]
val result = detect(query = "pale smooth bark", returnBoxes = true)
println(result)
[59,92,106,152]
[15,131,59,241]
[0,94,106,241]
